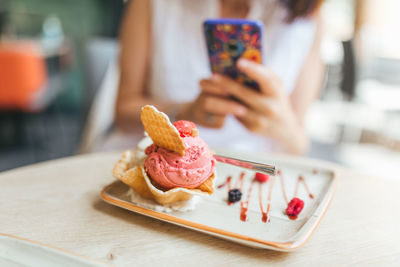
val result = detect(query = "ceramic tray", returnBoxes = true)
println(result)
[101,151,336,251]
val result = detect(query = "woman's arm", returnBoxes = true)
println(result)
[116,0,246,131]
[285,13,325,153]
[115,0,173,132]
[290,13,325,125]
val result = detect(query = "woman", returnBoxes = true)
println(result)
[114,0,324,154]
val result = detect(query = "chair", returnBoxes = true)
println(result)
[79,39,119,153]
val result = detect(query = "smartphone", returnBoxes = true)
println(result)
[203,19,263,90]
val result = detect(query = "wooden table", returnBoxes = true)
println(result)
[1,151,399,266]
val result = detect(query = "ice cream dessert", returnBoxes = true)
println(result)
[113,105,216,205]
[144,126,216,189]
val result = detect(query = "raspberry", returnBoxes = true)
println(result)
[228,189,242,203]
[173,120,198,137]
[286,197,304,217]
[255,172,269,183]
[144,144,158,155]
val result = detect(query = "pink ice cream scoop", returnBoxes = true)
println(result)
[144,136,216,190]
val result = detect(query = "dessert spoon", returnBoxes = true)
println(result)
[214,155,276,176]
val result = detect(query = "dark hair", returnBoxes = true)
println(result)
[280,0,324,22]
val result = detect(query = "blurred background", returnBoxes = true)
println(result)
[0,0,399,179]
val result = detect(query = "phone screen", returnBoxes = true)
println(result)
[204,19,263,90]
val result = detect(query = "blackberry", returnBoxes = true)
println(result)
[228,189,242,203]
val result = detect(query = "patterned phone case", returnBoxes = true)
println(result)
[204,19,263,89]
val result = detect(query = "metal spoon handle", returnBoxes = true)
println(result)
[214,155,276,176]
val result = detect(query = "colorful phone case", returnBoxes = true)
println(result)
[204,19,263,90]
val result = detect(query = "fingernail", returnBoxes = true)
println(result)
[238,58,250,68]
[212,73,221,81]
[236,107,246,117]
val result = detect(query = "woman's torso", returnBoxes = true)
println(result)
[148,0,316,152]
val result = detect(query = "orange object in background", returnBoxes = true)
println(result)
[0,42,47,111]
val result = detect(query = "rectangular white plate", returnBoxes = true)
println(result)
[101,151,337,251]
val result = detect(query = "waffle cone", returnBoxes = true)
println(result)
[113,150,216,205]
[141,169,215,205]
[140,105,186,156]
[112,151,153,199]
[197,175,215,194]
[112,150,134,179]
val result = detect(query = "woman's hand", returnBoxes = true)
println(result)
[201,58,308,154]
[178,81,246,129]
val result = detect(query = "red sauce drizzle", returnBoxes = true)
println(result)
[258,182,267,223]
[312,169,318,175]
[277,170,289,204]
[217,176,232,189]
[240,179,256,222]
[217,176,233,205]
[234,172,245,191]
[218,170,315,223]
[264,175,276,223]
[294,175,315,199]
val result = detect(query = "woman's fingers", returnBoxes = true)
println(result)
[201,94,246,117]
[237,58,283,97]
[210,74,269,113]
[191,93,247,128]
[199,113,226,128]
[200,79,229,97]
[235,109,270,134]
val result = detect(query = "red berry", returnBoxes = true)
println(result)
[144,144,157,155]
[173,120,198,137]
[255,172,269,183]
[286,197,304,217]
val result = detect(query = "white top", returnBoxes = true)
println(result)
[148,0,316,152]
[99,0,316,152]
